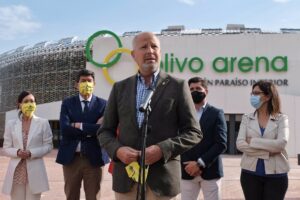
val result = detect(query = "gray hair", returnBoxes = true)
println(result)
[132,32,160,49]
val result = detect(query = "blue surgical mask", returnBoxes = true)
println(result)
[250,95,262,109]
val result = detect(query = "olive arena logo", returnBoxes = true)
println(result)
[86,30,288,87]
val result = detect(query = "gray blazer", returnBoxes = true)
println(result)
[98,71,202,196]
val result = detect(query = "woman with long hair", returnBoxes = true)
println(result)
[236,80,289,200]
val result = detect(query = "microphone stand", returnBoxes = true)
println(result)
[136,103,151,200]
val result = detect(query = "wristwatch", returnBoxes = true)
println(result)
[197,158,205,168]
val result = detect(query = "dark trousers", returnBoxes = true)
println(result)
[63,155,102,200]
[240,171,288,200]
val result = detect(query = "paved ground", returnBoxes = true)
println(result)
[0,149,300,200]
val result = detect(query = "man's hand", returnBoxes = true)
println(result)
[145,145,163,165]
[116,146,140,164]
[184,161,202,177]
[71,122,82,129]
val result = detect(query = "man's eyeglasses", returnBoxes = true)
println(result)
[251,91,264,95]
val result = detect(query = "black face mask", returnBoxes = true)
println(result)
[191,91,206,104]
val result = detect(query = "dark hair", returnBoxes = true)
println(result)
[188,77,208,90]
[76,69,95,82]
[17,91,35,117]
[252,80,281,116]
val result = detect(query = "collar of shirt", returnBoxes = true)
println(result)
[196,102,207,121]
[79,94,92,102]
[137,68,160,88]
[79,94,92,111]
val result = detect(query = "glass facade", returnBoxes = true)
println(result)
[0,39,87,145]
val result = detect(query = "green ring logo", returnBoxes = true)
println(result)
[86,30,135,85]
[85,30,123,68]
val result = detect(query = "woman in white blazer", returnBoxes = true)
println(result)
[2,91,53,200]
[236,81,289,200]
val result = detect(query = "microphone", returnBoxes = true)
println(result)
[139,88,155,112]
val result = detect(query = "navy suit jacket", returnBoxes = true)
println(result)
[181,104,227,180]
[56,94,106,167]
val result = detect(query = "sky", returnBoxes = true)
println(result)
[0,0,300,54]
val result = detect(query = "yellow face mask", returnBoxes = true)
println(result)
[125,161,149,183]
[79,82,94,96]
[21,102,36,118]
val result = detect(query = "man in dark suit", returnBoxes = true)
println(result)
[56,69,107,200]
[180,77,227,200]
[98,32,202,200]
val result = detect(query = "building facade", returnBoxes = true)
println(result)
[1,25,300,156]
[0,37,86,145]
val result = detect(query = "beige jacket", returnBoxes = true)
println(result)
[2,115,53,195]
[236,113,289,174]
